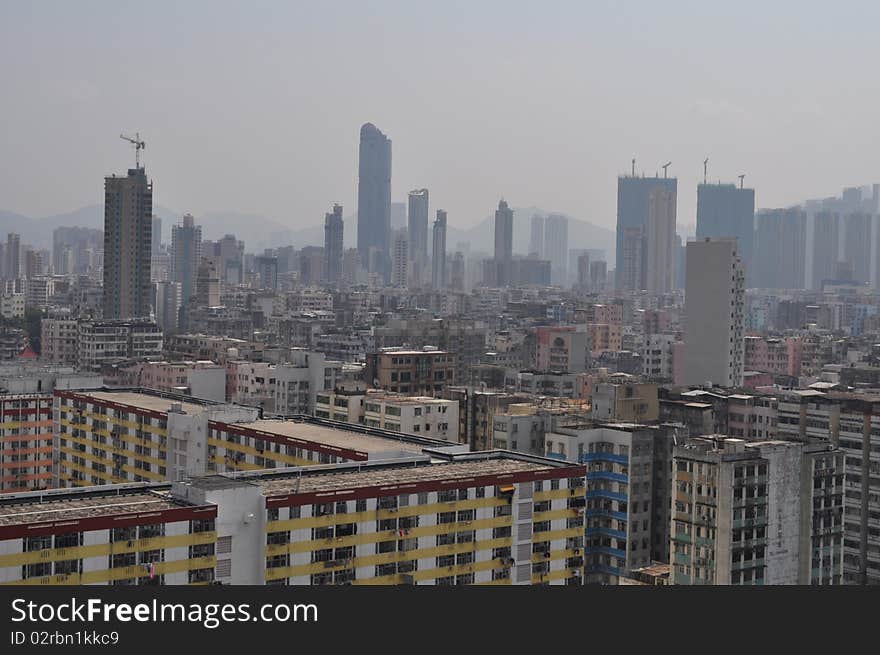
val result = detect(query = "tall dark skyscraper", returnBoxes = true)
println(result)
[407,188,429,286]
[615,174,678,290]
[103,167,153,319]
[356,123,392,282]
[324,203,344,286]
[494,199,513,262]
[811,211,840,289]
[493,199,514,286]
[696,182,755,283]
[432,209,447,290]
[753,209,807,289]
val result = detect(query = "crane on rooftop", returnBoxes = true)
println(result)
[738,174,746,189]
[662,161,672,178]
[120,132,146,169]
[703,157,709,184]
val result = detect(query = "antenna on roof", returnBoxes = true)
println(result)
[631,158,636,177]
[703,157,709,184]
[738,174,745,189]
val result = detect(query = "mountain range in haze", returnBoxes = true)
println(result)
[0,206,617,265]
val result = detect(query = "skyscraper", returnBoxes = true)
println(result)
[390,202,406,229]
[103,167,153,319]
[255,255,278,291]
[324,203,344,286]
[451,252,465,292]
[619,227,644,292]
[753,209,807,289]
[432,210,447,290]
[493,199,514,286]
[811,212,840,290]
[356,123,392,282]
[645,186,677,294]
[529,215,545,257]
[151,215,162,254]
[494,199,513,262]
[844,212,872,285]
[576,252,590,289]
[544,214,568,286]
[170,213,202,302]
[407,188,429,287]
[590,260,607,293]
[153,280,181,332]
[391,228,409,288]
[195,257,221,307]
[696,182,755,283]
[5,234,20,280]
[615,174,678,290]
[684,238,744,387]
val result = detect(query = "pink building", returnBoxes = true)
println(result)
[534,326,589,373]
[743,336,802,378]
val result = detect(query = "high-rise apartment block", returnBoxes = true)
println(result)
[753,209,807,289]
[102,168,153,319]
[544,214,568,286]
[432,210,447,290]
[671,436,843,585]
[615,175,677,291]
[324,203,344,286]
[684,238,744,387]
[696,182,755,283]
[407,188,429,287]
[170,213,202,303]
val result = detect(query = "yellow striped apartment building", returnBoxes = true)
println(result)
[0,451,586,585]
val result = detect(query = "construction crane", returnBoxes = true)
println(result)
[703,157,709,184]
[631,158,636,177]
[738,173,745,189]
[662,161,672,178]
[120,132,146,169]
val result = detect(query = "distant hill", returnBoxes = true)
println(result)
[1,205,616,265]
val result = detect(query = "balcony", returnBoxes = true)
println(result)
[586,489,627,503]
[587,471,628,483]
[579,452,628,465]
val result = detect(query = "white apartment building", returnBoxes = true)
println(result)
[684,238,744,387]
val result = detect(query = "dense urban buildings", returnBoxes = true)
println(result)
[8,122,880,590]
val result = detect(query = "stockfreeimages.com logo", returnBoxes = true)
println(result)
[11,598,318,630]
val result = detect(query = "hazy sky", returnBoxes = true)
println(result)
[3,1,880,232]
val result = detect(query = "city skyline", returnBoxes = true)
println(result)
[4,3,880,234]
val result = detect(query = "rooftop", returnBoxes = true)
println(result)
[249,457,563,497]
[70,390,216,415]
[227,418,443,454]
[0,489,186,528]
